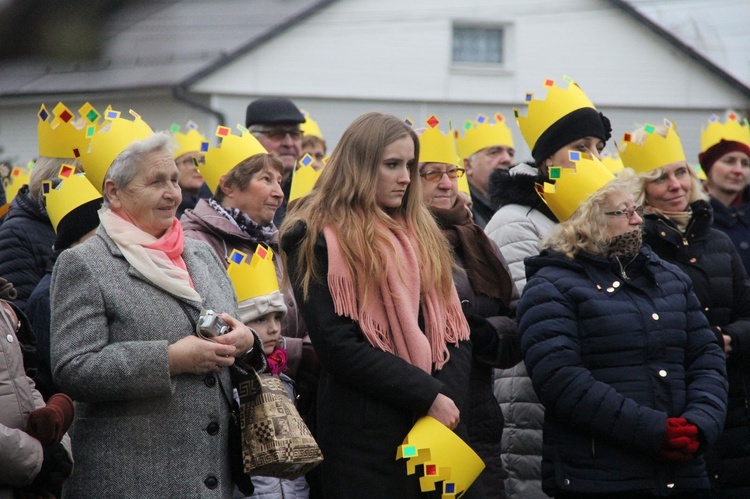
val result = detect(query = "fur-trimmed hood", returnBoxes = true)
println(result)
[488,163,556,222]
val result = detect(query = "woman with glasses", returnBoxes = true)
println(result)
[417,120,522,497]
[621,121,750,498]
[520,159,727,498]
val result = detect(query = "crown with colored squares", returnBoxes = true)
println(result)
[700,111,750,153]
[171,121,208,159]
[74,108,154,193]
[198,125,267,195]
[42,164,102,232]
[600,150,624,174]
[289,153,323,203]
[38,102,102,158]
[514,76,597,151]
[3,165,31,205]
[455,113,514,160]
[618,119,685,175]
[300,110,323,139]
[535,151,615,222]
[226,246,281,303]
[397,416,485,498]
[417,115,461,168]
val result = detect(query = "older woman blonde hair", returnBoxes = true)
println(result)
[542,168,641,259]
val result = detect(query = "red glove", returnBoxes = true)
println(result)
[659,417,699,461]
[26,393,75,445]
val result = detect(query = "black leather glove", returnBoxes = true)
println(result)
[32,442,73,491]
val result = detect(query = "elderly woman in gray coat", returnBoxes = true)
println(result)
[51,132,255,498]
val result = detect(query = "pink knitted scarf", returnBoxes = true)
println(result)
[323,221,469,373]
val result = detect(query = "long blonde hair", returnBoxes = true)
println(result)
[280,112,455,301]
[542,169,641,258]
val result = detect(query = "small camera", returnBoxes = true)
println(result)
[197,309,230,338]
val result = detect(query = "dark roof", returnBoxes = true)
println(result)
[0,0,335,97]
[610,0,750,99]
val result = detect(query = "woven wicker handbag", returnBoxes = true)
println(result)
[236,368,323,479]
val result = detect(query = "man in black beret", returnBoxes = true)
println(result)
[246,97,306,225]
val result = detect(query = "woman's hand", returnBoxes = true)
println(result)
[213,313,255,357]
[168,335,236,375]
[427,393,460,429]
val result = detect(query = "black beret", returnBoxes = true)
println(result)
[245,98,305,128]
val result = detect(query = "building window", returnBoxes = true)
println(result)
[452,25,504,65]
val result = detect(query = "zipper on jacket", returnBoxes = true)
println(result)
[658,218,692,247]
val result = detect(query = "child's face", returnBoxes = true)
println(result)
[249,312,284,355]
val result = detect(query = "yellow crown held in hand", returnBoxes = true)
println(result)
[74,108,154,193]
[618,119,685,175]
[42,164,102,232]
[700,111,750,153]
[397,416,485,499]
[226,246,280,303]
[300,110,323,139]
[38,102,102,158]
[199,125,267,195]
[171,121,208,159]
[514,76,596,151]
[289,153,323,203]
[536,151,614,222]
[456,113,514,159]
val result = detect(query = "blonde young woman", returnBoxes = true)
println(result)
[279,112,476,499]
[519,165,727,498]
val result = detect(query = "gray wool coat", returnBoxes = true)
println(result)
[51,226,240,499]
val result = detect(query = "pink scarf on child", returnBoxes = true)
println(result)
[323,221,469,373]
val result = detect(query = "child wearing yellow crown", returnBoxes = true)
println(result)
[519,154,727,498]
[697,112,750,273]
[622,119,750,497]
[226,247,311,499]
[171,122,212,218]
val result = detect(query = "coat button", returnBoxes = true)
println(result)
[612,281,621,288]
[204,476,219,489]
[6,334,13,343]
[660,231,666,237]
[652,313,659,320]
[689,257,697,263]
[705,307,710,312]
[659,370,667,377]
[606,287,615,293]
[667,483,675,488]
[563,479,570,486]
[206,422,220,435]
[204,375,216,387]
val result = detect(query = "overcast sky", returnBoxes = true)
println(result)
[630,0,750,85]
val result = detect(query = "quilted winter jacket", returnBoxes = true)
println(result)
[709,187,750,274]
[485,164,554,499]
[519,246,728,496]
[0,187,55,308]
[643,200,750,497]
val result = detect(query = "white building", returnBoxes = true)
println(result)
[0,0,748,164]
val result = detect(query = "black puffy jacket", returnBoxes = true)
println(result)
[644,200,750,497]
[0,186,55,308]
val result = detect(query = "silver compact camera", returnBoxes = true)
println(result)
[197,309,230,338]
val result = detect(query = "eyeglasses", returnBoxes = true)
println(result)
[419,168,465,183]
[253,128,303,141]
[604,205,644,218]
[177,156,205,168]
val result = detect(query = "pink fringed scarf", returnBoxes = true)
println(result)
[323,222,469,373]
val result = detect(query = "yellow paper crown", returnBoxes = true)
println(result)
[418,115,461,168]
[396,416,485,498]
[226,246,280,303]
[618,119,685,175]
[600,150,624,174]
[38,102,102,158]
[171,121,208,159]
[514,76,596,151]
[300,110,323,139]
[74,108,154,193]
[199,125,267,194]
[3,165,31,204]
[42,164,102,232]
[700,111,750,153]
[536,151,615,222]
[455,113,514,159]
[289,153,323,203]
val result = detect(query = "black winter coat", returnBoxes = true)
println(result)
[0,187,55,308]
[644,200,750,498]
[709,188,750,274]
[519,247,728,496]
[281,222,479,499]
